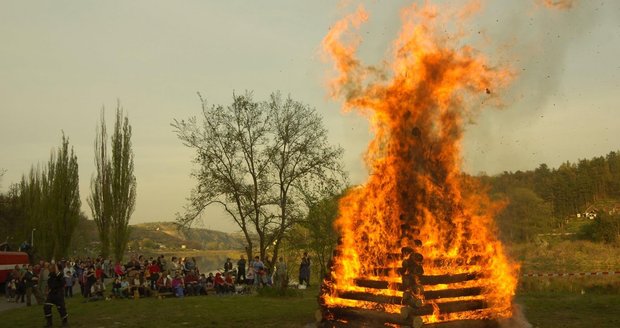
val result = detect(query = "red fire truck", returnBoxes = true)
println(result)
[0,251,30,284]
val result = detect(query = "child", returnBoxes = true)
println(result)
[112,277,122,298]
[171,274,185,298]
[6,279,17,302]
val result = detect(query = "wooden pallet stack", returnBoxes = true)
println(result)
[318,240,499,328]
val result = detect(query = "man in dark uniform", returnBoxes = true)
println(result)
[236,255,246,284]
[44,262,68,327]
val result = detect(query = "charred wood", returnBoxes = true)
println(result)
[355,272,479,290]
[324,301,488,326]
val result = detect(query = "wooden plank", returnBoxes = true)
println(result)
[420,272,479,285]
[354,272,479,290]
[423,287,483,300]
[334,287,483,305]
[326,299,487,318]
[324,307,409,326]
[423,319,499,328]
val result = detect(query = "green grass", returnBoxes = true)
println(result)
[3,288,620,327]
[3,239,620,327]
[0,288,319,327]
[508,240,620,273]
[518,292,620,328]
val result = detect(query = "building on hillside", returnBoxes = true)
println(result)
[580,202,620,219]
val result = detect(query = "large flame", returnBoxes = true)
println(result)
[321,1,518,323]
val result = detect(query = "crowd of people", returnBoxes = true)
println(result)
[4,251,312,326]
[5,251,313,304]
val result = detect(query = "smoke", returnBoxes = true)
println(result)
[486,1,605,117]
[462,0,620,173]
[499,303,533,328]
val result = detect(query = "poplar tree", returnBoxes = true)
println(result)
[18,134,81,259]
[88,110,112,258]
[48,134,81,258]
[109,107,136,262]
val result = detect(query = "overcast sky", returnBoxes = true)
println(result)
[1,1,619,232]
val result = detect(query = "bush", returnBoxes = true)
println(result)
[141,238,159,249]
[580,213,620,243]
[256,286,303,298]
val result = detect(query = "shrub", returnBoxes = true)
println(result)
[579,213,620,243]
[256,286,303,298]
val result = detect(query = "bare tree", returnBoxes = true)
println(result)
[87,109,112,258]
[0,168,6,187]
[173,91,345,267]
[172,92,270,261]
[266,93,345,266]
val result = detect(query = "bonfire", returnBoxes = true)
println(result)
[317,2,519,327]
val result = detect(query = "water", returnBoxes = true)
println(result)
[157,252,244,274]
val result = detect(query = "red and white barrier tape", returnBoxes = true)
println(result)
[522,271,620,277]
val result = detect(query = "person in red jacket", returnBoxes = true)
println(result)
[224,273,235,294]
[184,270,199,296]
[213,272,226,295]
[156,274,172,293]
[147,260,161,290]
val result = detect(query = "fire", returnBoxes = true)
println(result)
[539,0,575,10]
[320,1,518,325]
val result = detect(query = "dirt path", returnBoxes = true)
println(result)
[0,299,27,313]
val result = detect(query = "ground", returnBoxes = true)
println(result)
[1,287,619,327]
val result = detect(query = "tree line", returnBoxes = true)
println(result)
[0,105,136,262]
[0,135,81,259]
[480,151,620,243]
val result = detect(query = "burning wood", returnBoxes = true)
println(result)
[318,1,518,327]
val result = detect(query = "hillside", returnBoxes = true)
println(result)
[69,220,244,256]
[131,222,245,251]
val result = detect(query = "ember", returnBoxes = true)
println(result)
[318,2,518,327]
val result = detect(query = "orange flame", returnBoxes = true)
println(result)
[321,1,518,323]
[539,0,575,10]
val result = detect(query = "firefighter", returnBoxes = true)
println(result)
[43,262,68,327]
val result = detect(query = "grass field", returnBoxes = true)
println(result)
[0,289,317,327]
[518,292,620,328]
[1,286,619,328]
[2,239,618,327]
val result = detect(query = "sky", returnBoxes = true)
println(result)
[1,1,619,233]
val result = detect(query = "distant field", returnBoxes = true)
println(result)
[508,240,620,273]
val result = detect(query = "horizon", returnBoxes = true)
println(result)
[1,1,619,233]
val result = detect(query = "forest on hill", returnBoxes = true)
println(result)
[481,151,620,244]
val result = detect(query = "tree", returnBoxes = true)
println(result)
[109,107,137,262]
[0,168,6,187]
[88,109,112,258]
[13,134,81,259]
[47,134,81,258]
[580,212,620,243]
[173,92,267,263]
[496,187,554,243]
[295,190,345,279]
[265,93,345,266]
[172,91,344,268]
